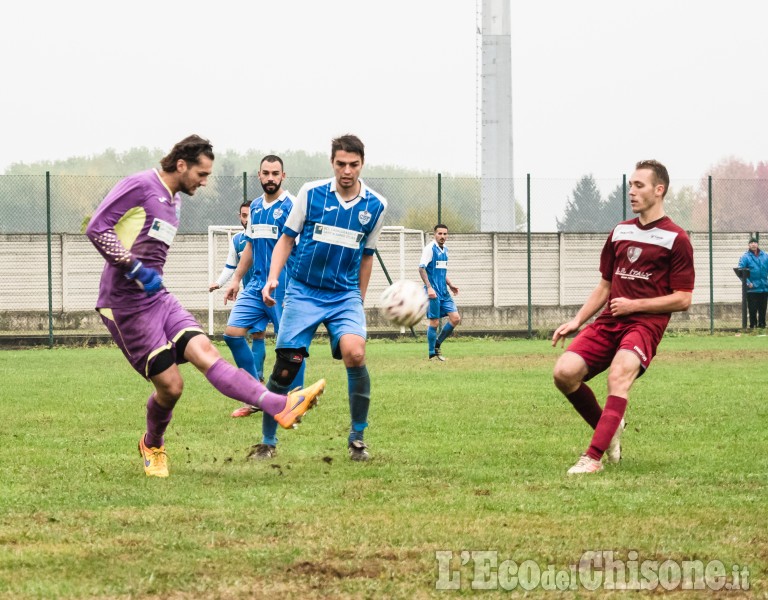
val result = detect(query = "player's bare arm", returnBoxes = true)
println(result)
[359,254,374,302]
[552,278,612,347]
[262,235,294,306]
[609,290,692,317]
[418,267,436,298]
[223,243,254,305]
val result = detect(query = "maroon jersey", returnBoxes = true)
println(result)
[596,216,694,331]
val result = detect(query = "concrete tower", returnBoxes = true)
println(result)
[480,0,515,231]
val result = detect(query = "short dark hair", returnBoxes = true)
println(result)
[160,135,214,172]
[635,159,669,198]
[331,134,365,162]
[260,154,284,170]
[240,200,251,210]
[434,224,448,232]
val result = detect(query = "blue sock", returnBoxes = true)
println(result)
[223,334,257,378]
[293,360,306,389]
[436,322,455,345]
[251,337,266,381]
[347,365,370,444]
[261,360,306,446]
[427,326,437,354]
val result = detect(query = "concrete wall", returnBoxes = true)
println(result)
[0,231,751,333]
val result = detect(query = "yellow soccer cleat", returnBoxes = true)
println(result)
[138,436,169,478]
[274,379,326,429]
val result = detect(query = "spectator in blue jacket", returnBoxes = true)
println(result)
[738,237,768,329]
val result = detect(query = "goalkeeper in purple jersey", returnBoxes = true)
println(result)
[86,135,324,478]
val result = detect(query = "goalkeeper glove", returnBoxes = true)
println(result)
[125,260,164,295]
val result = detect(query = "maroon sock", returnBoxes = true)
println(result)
[586,395,627,460]
[144,392,173,448]
[566,383,603,429]
[205,358,286,416]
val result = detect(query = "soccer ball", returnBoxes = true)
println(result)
[379,280,429,327]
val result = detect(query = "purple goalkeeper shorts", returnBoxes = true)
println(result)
[98,293,203,379]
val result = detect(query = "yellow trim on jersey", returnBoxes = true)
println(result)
[114,206,147,251]
[153,168,175,200]
[97,308,114,321]
[172,327,204,344]
[145,342,173,378]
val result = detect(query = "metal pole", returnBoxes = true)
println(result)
[622,174,627,221]
[242,172,248,203]
[46,171,54,348]
[437,173,442,225]
[741,277,748,329]
[527,173,532,338]
[708,175,714,335]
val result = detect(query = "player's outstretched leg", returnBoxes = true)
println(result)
[274,379,326,429]
[205,358,323,428]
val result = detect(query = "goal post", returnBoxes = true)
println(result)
[373,226,426,335]
[206,224,426,336]
[207,225,242,335]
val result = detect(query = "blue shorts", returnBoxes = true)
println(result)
[276,279,366,360]
[227,285,282,334]
[427,294,457,319]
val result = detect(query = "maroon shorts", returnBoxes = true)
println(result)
[98,293,203,379]
[566,319,664,381]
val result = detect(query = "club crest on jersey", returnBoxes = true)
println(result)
[273,208,283,219]
[358,210,372,225]
[627,246,642,263]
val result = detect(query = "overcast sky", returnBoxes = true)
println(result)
[3,1,766,184]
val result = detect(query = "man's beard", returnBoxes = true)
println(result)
[261,182,279,195]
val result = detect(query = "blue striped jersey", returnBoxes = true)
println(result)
[283,177,387,291]
[228,231,253,288]
[419,240,449,296]
[245,191,295,296]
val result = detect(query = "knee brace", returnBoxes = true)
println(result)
[269,348,307,387]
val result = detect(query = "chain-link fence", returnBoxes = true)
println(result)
[1,172,766,342]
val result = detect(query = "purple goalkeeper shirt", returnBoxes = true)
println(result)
[86,169,181,309]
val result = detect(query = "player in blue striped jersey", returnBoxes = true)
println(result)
[261,134,387,461]
[223,156,306,459]
[418,224,461,361]
[208,201,253,292]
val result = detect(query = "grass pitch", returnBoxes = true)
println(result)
[0,335,766,598]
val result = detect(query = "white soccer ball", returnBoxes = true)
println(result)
[379,279,429,327]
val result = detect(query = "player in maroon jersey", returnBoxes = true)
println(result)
[551,160,695,474]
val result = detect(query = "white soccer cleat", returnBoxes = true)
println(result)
[567,454,604,475]
[605,418,626,464]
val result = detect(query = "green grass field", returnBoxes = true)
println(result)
[1,335,766,599]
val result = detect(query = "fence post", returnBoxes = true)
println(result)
[527,173,532,338]
[46,171,53,348]
[437,173,442,225]
[242,172,248,203]
[708,175,714,335]
[622,174,627,221]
